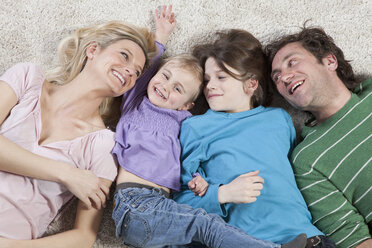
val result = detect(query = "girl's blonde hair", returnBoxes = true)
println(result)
[161,54,204,101]
[46,21,156,128]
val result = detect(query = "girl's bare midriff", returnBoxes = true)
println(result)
[116,167,170,194]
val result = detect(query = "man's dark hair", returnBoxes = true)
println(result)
[265,25,359,90]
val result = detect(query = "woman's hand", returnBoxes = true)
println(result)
[61,167,110,210]
[154,5,176,45]
[218,170,264,204]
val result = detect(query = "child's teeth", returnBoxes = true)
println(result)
[155,88,165,99]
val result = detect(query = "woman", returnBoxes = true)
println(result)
[0,20,155,247]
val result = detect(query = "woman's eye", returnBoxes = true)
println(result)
[121,52,128,60]
[218,76,226,80]
[175,86,181,93]
[135,70,140,77]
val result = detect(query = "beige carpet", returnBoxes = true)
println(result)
[0,0,371,247]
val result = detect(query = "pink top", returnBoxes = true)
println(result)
[0,63,118,239]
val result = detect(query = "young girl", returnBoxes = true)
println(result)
[111,6,306,248]
[173,29,336,247]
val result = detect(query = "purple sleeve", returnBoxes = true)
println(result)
[121,41,166,113]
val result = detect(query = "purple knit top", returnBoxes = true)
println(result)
[112,42,191,191]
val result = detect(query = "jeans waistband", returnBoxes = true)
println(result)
[115,182,170,198]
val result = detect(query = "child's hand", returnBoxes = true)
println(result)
[218,170,264,204]
[154,5,176,45]
[188,173,209,196]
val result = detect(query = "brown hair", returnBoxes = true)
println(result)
[265,26,358,90]
[193,29,270,107]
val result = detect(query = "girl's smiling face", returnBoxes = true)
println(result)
[203,57,254,113]
[147,62,201,111]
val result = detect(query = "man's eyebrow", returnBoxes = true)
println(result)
[271,52,297,78]
[271,69,279,79]
[282,52,296,63]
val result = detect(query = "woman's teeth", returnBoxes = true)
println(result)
[112,70,125,86]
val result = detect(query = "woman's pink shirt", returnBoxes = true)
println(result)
[0,63,117,239]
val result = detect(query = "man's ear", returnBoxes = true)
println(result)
[243,78,258,95]
[179,101,195,111]
[86,42,99,60]
[323,54,338,71]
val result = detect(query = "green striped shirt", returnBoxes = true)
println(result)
[291,78,372,248]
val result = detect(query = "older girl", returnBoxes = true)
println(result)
[174,29,334,247]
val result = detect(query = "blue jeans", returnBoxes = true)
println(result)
[112,187,279,248]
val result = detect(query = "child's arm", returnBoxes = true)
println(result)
[188,172,209,196]
[121,5,176,112]
[174,122,226,215]
[154,5,176,45]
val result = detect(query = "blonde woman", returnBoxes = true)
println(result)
[0,20,155,247]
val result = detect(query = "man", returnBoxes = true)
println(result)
[265,27,371,248]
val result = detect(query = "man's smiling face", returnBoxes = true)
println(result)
[271,42,335,112]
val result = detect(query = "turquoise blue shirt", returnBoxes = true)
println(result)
[174,106,323,243]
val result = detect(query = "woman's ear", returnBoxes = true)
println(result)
[86,42,99,60]
[243,78,258,95]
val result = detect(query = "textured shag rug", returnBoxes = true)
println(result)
[0,0,371,247]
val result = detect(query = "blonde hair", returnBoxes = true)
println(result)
[161,54,204,101]
[46,21,156,128]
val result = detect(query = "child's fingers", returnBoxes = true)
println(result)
[198,189,207,197]
[166,5,173,17]
[161,5,167,17]
[169,13,176,24]
[188,180,196,189]
[197,185,208,196]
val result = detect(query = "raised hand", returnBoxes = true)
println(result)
[188,173,209,197]
[218,170,264,204]
[62,167,110,210]
[154,5,176,45]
